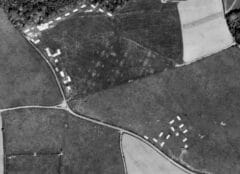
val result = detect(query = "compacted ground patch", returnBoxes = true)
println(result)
[71,47,240,174]
[1,108,125,174]
[0,8,62,109]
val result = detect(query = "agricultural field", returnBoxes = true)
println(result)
[2,108,125,174]
[121,133,190,174]
[6,155,60,174]
[0,8,62,109]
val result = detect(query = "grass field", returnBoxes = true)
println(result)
[122,133,189,174]
[6,155,60,174]
[71,47,240,174]
[0,8,62,109]
[2,108,125,174]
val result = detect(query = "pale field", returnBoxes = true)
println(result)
[122,134,190,174]
[178,0,234,64]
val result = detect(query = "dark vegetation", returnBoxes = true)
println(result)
[89,0,129,12]
[226,9,240,44]
[0,0,81,27]
[0,0,129,28]
[38,0,182,99]
[2,108,125,174]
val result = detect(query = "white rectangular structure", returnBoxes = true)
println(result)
[178,0,234,64]
[37,23,49,31]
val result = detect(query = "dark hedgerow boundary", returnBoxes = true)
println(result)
[226,9,240,44]
[0,0,129,28]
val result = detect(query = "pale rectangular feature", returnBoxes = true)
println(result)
[122,134,191,174]
[178,0,234,64]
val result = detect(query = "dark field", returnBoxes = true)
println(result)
[37,0,182,99]
[0,8,62,109]
[71,47,240,174]
[2,108,125,174]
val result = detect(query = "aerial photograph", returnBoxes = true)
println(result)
[0,0,239,173]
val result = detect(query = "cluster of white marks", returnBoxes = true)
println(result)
[24,28,41,44]
[24,2,115,39]
[153,138,158,143]
[170,126,175,132]
[44,47,72,94]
